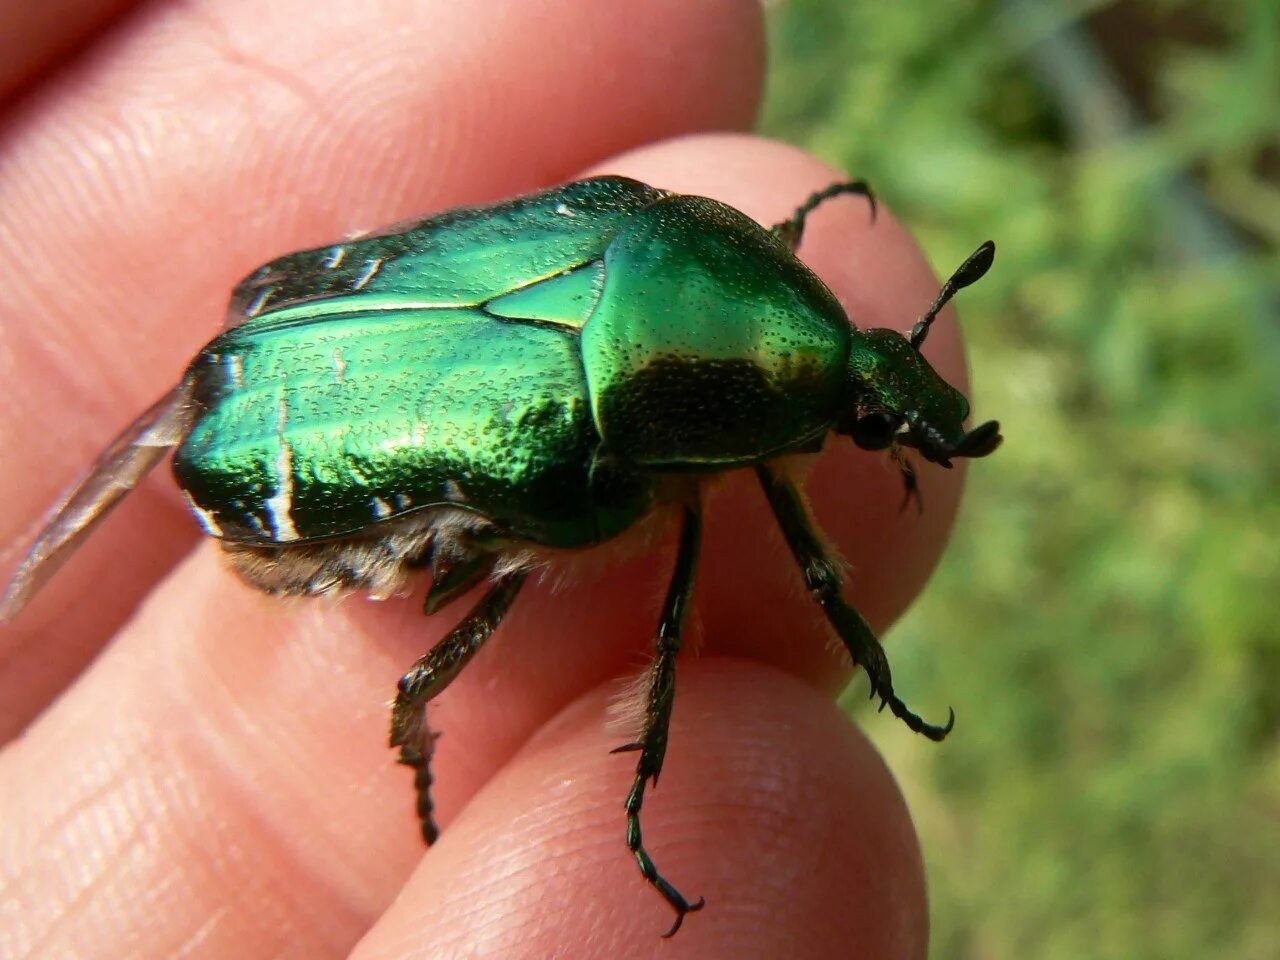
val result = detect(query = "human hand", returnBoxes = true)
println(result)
[0,2,970,957]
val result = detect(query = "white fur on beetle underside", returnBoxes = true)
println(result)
[222,455,840,741]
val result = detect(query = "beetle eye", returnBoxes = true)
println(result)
[851,413,901,451]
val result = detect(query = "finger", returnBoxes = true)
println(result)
[0,135,962,958]
[0,0,765,738]
[350,660,927,958]
[0,0,138,99]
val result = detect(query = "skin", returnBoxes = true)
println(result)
[0,2,975,957]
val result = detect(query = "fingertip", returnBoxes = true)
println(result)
[350,659,927,959]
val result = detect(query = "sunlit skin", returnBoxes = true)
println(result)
[1,2,983,957]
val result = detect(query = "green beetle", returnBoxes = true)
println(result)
[2,175,1000,936]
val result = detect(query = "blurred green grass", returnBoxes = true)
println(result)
[761,1,1280,957]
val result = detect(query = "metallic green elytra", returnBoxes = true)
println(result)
[1,175,1001,936]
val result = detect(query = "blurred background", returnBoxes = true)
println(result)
[760,1,1279,957]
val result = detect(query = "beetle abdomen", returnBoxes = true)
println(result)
[580,195,850,468]
[173,307,646,549]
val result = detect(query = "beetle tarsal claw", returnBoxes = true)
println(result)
[661,896,706,939]
[880,697,956,742]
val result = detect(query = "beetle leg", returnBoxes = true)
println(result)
[755,465,954,741]
[390,569,527,843]
[611,501,705,937]
[890,447,924,515]
[424,551,496,614]
[770,180,877,252]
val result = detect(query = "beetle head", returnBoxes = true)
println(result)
[840,329,1000,467]
[837,241,1001,468]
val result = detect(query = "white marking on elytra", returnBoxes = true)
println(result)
[372,497,393,519]
[444,479,467,503]
[332,348,348,384]
[554,202,576,217]
[224,353,244,387]
[322,245,347,269]
[264,397,302,541]
[245,286,276,317]
[352,258,384,290]
[181,491,225,537]
[394,494,413,510]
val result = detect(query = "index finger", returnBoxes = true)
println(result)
[0,134,974,958]
[0,0,766,738]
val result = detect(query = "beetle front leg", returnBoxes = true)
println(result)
[390,569,527,843]
[890,446,923,515]
[611,501,705,937]
[771,179,876,251]
[755,465,953,741]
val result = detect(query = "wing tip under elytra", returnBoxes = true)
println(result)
[0,380,196,624]
[0,559,40,624]
[0,590,27,625]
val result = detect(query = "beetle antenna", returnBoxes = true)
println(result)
[909,241,996,349]
[772,180,876,252]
